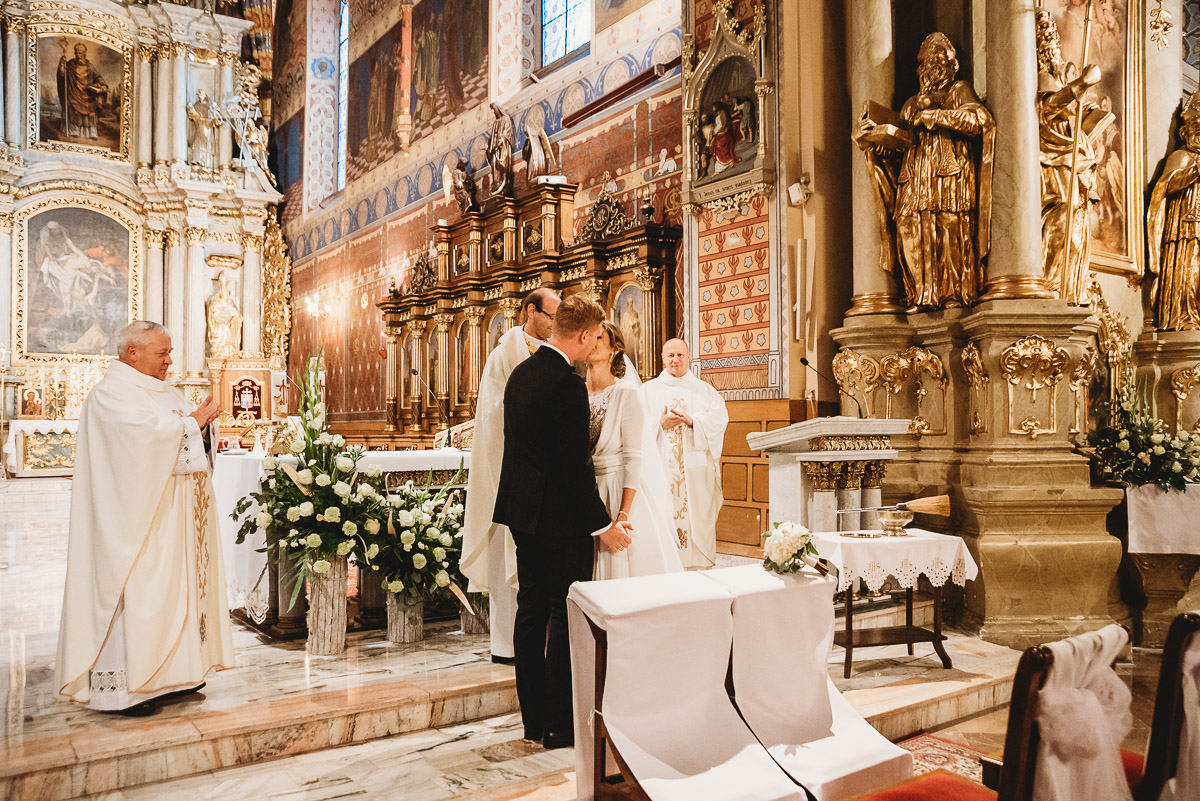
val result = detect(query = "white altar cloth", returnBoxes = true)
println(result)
[1126,484,1200,554]
[811,528,979,593]
[703,565,912,800]
[213,449,471,619]
[3,419,79,477]
[567,571,805,801]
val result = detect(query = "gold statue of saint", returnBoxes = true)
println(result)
[855,32,994,312]
[1037,11,1112,306]
[1147,92,1200,331]
[206,270,243,359]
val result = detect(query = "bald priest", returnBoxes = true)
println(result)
[56,321,234,716]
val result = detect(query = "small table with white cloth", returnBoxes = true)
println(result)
[810,528,979,678]
[213,448,471,633]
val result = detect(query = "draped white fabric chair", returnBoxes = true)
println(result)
[702,565,914,801]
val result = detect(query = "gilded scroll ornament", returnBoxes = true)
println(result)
[802,461,841,492]
[408,251,436,294]
[854,32,994,311]
[1037,11,1113,306]
[580,181,631,241]
[1171,364,1200,431]
[832,349,880,416]
[1147,91,1200,331]
[1000,335,1070,397]
[261,214,292,360]
[1085,276,1130,396]
[961,341,990,435]
[880,346,947,437]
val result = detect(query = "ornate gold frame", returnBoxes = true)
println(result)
[25,1,134,162]
[13,193,143,363]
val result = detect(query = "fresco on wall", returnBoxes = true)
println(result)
[597,0,654,33]
[347,20,406,182]
[410,0,489,143]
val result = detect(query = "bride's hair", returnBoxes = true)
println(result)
[602,321,627,378]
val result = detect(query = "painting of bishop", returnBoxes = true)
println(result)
[37,35,125,154]
[410,0,490,143]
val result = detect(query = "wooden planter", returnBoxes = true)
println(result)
[460,591,490,635]
[306,555,348,655]
[386,593,424,643]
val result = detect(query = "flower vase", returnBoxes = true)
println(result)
[460,592,490,635]
[386,593,424,643]
[306,555,348,655]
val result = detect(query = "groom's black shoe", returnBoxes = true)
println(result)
[491,654,516,665]
[542,731,574,749]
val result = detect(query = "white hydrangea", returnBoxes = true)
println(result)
[342,521,357,536]
[387,579,404,593]
[286,507,301,522]
[365,519,381,535]
[263,456,278,470]
[433,547,446,562]
[312,559,331,574]
[337,541,353,556]
[290,439,305,453]
[305,533,322,548]
[316,473,332,487]
[400,531,416,546]
[413,554,427,569]
[434,570,450,587]
[427,526,441,539]
[365,543,379,560]
[324,506,342,523]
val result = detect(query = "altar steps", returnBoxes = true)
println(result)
[0,602,1021,801]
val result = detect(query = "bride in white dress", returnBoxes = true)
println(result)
[586,322,684,580]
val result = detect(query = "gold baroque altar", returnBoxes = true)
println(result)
[378,182,681,438]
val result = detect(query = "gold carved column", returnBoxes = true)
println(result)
[464,306,485,414]
[407,319,427,432]
[433,313,453,428]
[499,297,521,332]
[634,267,660,380]
[384,328,400,432]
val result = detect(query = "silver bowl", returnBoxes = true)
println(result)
[877,508,914,536]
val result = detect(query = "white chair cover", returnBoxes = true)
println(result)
[1160,624,1200,801]
[567,571,805,801]
[702,565,913,800]
[1034,624,1133,801]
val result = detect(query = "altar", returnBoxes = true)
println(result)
[214,449,472,632]
[2,420,79,478]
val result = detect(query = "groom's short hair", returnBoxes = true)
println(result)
[552,295,605,337]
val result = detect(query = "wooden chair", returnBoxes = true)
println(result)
[1136,610,1200,801]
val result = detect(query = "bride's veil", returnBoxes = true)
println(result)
[619,354,678,542]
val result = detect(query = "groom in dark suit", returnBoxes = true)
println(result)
[493,295,632,749]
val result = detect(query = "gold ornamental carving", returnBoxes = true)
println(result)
[832,349,880,417]
[580,277,608,304]
[206,253,242,272]
[1000,335,1069,439]
[836,461,868,491]
[807,435,891,452]
[879,346,947,438]
[22,430,76,470]
[862,460,887,489]
[186,226,206,247]
[1069,346,1097,435]
[146,228,165,249]
[961,341,990,435]
[1147,90,1200,331]
[463,306,485,321]
[164,229,181,248]
[802,461,841,492]
[241,231,265,251]
[1085,276,1131,398]
[854,32,993,310]
[433,313,454,331]
[1171,364,1200,431]
[261,214,292,360]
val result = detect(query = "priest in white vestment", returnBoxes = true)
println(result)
[643,338,729,569]
[460,288,560,661]
[56,321,234,715]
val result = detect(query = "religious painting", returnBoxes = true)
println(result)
[19,388,45,419]
[456,320,470,405]
[454,244,471,274]
[16,200,140,360]
[29,28,132,161]
[347,19,406,179]
[488,230,504,264]
[1045,0,1144,276]
[486,312,503,355]
[611,283,643,375]
[596,0,654,33]
[410,0,490,144]
[231,377,265,420]
[695,56,757,185]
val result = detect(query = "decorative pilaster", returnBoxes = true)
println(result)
[184,225,208,376]
[136,45,154,167]
[241,230,264,354]
[5,16,23,150]
[802,461,840,533]
[407,320,427,432]
[164,228,185,375]
[218,52,237,168]
[145,229,166,324]
[433,313,453,426]
[384,329,400,431]
[861,460,886,530]
[634,267,661,379]
[836,462,867,532]
[154,46,171,164]
[170,43,189,164]
[464,306,485,414]
[499,297,521,332]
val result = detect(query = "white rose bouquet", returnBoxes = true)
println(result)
[1092,369,1200,491]
[760,521,821,575]
[358,467,466,609]
[230,354,385,604]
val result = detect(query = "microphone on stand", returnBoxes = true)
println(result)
[799,356,864,419]
[410,369,450,430]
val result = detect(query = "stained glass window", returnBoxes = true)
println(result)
[335,0,349,194]
[542,0,590,67]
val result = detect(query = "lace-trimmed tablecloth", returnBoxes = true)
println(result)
[811,528,979,592]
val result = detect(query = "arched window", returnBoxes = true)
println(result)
[335,0,350,193]
[541,0,591,69]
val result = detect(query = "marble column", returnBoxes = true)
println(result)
[979,0,1052,300]
[464,307,484,414]
[4,18,22,149]
[845,0,903,316]
[835,463,865,532]
[184,226,207,376]
[136,45,154,168]
[164,229,185,375]
[433,313,452,428]
[145,229,165,324]
[241,230,263,354]
[171,43,188,164]
[499,298,521,332]
[861,461,885,531]
[0,22,7,145]
[0,211,12,340]
[407,320,427,432]
[154,47,171,164]
[803,462,839,533]
[218,52,236,168]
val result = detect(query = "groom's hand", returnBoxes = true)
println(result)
[598,520,632,552]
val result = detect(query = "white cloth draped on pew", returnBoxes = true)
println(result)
[702,565,913,801]
[1034,624,1133,801]
[567,571,806,801]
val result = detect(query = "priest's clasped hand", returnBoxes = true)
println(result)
[190,395,221,428]
[598,519,633,553]
[659,405,692,431]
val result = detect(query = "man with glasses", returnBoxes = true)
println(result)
[460,288,560,662]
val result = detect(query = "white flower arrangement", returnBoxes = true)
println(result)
[760,521,820,575]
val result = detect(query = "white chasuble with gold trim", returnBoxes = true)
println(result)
[56,360,234,707]
[643,370,729,569]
